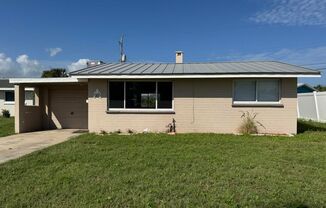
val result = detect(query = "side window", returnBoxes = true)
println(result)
[233,79,280,103]
[257,80,280,102]
[234,80,256,102]
[4,91,14,102]
[24,88,39,106]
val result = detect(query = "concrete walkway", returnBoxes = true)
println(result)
[0,129,84,164]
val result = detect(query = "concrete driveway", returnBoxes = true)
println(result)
[0,129,85,164]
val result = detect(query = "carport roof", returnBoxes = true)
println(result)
[69,61,320,76]
[9,77,85,84]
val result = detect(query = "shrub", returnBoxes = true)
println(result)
[100,130,108,135]
[127,129,134,134]
[238,111,264,135]
[1,109,10,118]
[113,129,121,134]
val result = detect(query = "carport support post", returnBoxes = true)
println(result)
[14,84,25,133]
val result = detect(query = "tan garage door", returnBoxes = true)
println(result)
[49,88,88,129]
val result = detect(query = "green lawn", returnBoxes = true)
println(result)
[0,126,325,207]
[0,117,14,137]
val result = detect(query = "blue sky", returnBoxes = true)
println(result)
[0,0,325,85]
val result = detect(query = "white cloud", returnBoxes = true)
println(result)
[67,59,89,71]
[16,54,42,76]
[0,52,91,77]
[46,47,62,57]
[250,0,326,26]
[0,53,43,77]
[0,53,14,74]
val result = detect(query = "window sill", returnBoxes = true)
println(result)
[107,109,175,114]
[4,101,14,105]
[232,102,284,107]
[24,105,39,107]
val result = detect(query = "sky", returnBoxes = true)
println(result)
[0,0,326,85]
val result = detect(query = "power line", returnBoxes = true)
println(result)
[315,68,326,71]
[294,62,326,71]
[300,62,326,67]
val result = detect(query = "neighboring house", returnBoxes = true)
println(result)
[10,52,320,134]
[297,83,317,93]
[0,79,35,116]
[0,79,15,116]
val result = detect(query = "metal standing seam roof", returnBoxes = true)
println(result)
[69,61,320,76]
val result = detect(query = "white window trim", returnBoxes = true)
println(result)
[107,80,174,113]
[232,79,282,106]
[107,108,175,114]
[4,101,15,105]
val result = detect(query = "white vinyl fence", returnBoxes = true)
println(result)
[298,91,326,122]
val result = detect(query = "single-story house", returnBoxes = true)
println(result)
[10,52,320,134]
[0,79,34,116]
[297,83,318,93]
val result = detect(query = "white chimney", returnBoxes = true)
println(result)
[175,51,183,64]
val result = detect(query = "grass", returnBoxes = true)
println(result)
[0,117,14,137]
[0,128,325,207]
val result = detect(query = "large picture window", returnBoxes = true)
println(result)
[109,81,173,111]
[233,79,280,103]
[126,82,156,108]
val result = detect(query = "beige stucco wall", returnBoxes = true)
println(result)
[88,78,297,134]
[15,85,42,133]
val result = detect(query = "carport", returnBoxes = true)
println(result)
[10,78,88,133]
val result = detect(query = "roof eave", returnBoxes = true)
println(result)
[9,77,87,84]
[70,73,321,79]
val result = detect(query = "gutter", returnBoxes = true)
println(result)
[70,74,321,79]
[9,77,87,84]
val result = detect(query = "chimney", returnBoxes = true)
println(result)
[175,51,183,64]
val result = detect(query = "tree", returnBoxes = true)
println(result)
[41,68,68,78]
[314,85,326,92]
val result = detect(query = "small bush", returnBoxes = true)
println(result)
[113,129,121,134]
[238,111,264,135]
[127,129,134,134]
[100,130,108,135]
[1,109,10,118]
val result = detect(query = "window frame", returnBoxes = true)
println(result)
[4,90,15,104]
[232,79,282,106]
[24,90,38,107]
[107,80,174,113]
